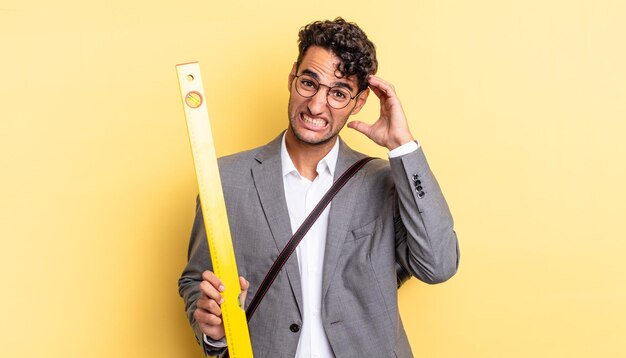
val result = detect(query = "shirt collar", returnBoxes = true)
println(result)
[281,132,340,178]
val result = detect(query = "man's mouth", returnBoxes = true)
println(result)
[301,113,328,129]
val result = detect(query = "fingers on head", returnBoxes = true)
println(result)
[369,77,395,97]
[370,85,386,99]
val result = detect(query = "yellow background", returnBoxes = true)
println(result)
[1,0,625,357]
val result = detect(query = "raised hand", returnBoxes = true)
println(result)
[347,75,415,150]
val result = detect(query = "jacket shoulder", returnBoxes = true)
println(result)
[360,156,392,185]
[217,146,262,172]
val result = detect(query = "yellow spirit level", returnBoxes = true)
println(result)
[176,62,253,358]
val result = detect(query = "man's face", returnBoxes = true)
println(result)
[287,46,368,146]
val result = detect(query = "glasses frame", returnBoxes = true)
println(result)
[292,73,364,110]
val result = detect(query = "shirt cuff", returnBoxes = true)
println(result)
[388,140,420,158]
[203,333,227,348]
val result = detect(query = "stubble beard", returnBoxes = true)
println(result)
[287,95,346,147]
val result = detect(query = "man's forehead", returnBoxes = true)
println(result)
[298,47,358,88]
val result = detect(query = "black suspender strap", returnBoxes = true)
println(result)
[245,156,375,322]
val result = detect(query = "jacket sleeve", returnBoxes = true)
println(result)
[389,146,460,284]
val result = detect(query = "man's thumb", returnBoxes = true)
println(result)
[347,120,371,137]
[238,276,249,309]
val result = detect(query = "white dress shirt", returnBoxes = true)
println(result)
[281,135,339,358]
[280,135,419,358]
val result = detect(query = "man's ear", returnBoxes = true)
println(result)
[350,88,370,115]
[288,62,297,91]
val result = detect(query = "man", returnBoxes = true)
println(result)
[179,18,459,357]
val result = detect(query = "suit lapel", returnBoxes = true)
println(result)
[322,140,367,299]
[251,134,303,315]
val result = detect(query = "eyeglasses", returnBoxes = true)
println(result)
[292,74,361,109]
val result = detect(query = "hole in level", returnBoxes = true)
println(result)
[186,74,194,81]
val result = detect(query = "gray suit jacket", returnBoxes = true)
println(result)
[179,134,459,357]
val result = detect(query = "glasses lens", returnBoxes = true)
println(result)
[295,75,318,97]
[327,88,351,109]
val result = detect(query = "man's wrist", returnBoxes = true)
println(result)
[203,333,227,348]
[386,135,415,151]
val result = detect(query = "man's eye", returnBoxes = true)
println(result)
[332,90,348,99]
[301,80,316,88]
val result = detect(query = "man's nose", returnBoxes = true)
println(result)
[307,87,328,114]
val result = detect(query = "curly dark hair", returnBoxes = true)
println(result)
[297,17,378,92]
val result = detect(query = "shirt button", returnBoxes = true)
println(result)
[289,323,300,332]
